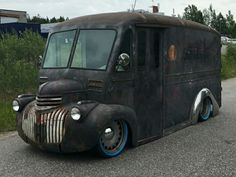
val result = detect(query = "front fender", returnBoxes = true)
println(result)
[61,103,138,152]
[14,94,35,112]
[86,104,138,147]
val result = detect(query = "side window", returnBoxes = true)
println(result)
[120,30,131,55]
[137,29,146,66]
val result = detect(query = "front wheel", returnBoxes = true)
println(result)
[199,97,213,121]
[97,120,128,158]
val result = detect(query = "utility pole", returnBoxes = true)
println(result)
[172,9,176,17]
[131,0,137,12]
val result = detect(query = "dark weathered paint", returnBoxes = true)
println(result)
[15,12,221,153]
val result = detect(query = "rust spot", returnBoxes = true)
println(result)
[168,45,177,61]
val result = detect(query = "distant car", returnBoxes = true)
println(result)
[228,39,236,44]
[221,36,230,43]
[221,36,236,44]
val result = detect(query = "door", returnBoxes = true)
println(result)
[135,28,163,142]
[107,29,134,107]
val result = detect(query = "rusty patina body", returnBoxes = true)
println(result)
[14,12,221,153]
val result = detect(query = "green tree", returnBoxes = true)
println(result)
[231,26,236,38]
[202,8,210,26]
[28,14,49,24]
[184,4,236,37]
[216,13,227,34]
[183,5,204,24]
[226,11,236,37]
[202,5,226,34]
[58,16,66,22]
[208,5,218,28]
[28,15,68,24]
[50,17,57,23]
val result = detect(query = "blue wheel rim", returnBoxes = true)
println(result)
[99,120,128,157]
[200,98,212,121]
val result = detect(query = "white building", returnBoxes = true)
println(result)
[0,9,27,24]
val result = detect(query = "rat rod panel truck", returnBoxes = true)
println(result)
[13,12,221,157]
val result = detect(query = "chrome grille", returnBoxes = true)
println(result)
[22,104,68,144]
[36,96,62,107]
[22,106,36,141]
[43,109,67,144]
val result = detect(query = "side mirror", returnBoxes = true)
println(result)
[38,55,43,68]
[116,53,130,71]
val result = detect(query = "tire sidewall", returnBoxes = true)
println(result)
[97,121,128,158]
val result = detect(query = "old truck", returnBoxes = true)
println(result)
[13,12,221,157]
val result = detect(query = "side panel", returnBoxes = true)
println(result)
[135,28,163,142]
[164,27,221,130]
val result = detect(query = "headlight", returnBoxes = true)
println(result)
[71,107,81,120]
[12,100,20,112]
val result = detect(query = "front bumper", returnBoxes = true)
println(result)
[16,101,100,153]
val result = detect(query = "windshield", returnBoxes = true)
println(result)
[43,30,76,68]
[71,30,116,70]
[43,29,116,70]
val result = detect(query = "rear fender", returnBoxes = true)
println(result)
[190,88,219,124]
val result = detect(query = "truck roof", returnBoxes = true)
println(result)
[54,12,219,34]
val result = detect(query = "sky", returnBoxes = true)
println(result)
[0,0,236,19]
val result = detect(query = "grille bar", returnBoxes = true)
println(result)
[36,97,62,101]
[22,104,67,144]
[37,102,62,106]
[36,96,62,107]
[46,113,50,143]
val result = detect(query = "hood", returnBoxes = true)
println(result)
[38,79,86,96]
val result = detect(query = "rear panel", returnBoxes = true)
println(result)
[164,27,221,130]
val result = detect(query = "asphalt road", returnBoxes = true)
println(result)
[1,78,236,177]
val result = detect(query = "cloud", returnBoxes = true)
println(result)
[0,0,235,18]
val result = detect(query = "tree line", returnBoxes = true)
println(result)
[182,4,236,38]
[27,14,69,24]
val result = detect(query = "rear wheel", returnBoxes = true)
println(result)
[97,120,128,158]
[199,97,212,121]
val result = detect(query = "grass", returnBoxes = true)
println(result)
[221,44,236,80]
[0,99,15,132]
[221,55,236,80]
[0,31,45,132]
